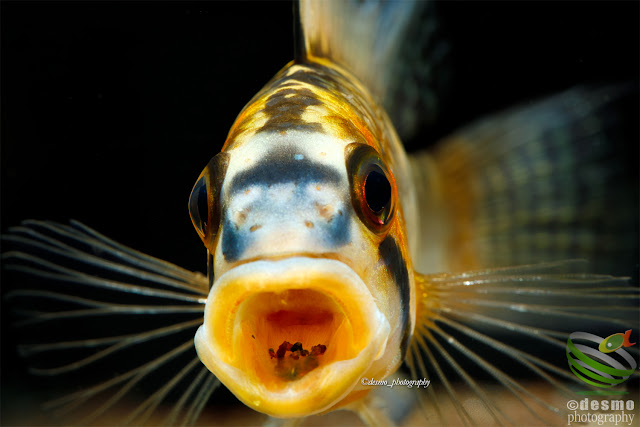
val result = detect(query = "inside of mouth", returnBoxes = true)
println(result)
[236,289,355,389]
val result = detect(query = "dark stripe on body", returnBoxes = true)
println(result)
[378,235,412,357]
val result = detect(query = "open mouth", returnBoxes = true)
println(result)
[194,257,390,417]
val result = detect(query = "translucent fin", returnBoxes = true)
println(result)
[409,84,639,276]
[298,0,450,138]
[2,220,214,425]
[410,261,639,425]
[352,398,396,427]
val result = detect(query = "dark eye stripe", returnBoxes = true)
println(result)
[228,148,341,195]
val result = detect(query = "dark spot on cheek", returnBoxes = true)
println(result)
[378,236,411,357]
[323,206,350,247]
[221,218,247,262]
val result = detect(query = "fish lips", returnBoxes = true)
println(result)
[194,257,390,418]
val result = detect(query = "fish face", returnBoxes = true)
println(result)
[188,62,415,417]
[215,134,352,270]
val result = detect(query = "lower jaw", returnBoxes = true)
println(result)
[194,257,390,417]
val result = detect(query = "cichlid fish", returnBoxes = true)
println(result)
[3,1,639,426]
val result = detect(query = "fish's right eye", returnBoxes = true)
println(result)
[189,175,209,239]
[188,153,230,247]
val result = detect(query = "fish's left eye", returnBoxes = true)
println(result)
[345,143,396,234]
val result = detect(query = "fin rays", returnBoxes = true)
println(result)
[23,319,203,375]
[4,252,206,303]
[410,261,639,425]
[4,220,207,292]
[3,220,214,425]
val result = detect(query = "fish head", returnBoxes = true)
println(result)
[188,61,415,418]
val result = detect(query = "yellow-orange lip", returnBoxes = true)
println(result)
[194,257,390,418]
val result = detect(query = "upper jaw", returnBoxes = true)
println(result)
[194,256,390,417]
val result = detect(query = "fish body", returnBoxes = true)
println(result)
[2,1,639,426]
[190,58,415,416]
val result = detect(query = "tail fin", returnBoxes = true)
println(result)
[298,0,450,139]
[410,84,639,277]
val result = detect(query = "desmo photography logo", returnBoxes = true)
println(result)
[566,329,637,392]
[565,330,638,426]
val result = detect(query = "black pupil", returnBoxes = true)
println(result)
[197,180,208,227]
[364,170,391,213]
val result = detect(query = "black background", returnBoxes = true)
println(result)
[2,1,638,424]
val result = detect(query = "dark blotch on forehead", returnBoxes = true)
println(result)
[228,148,341,196]
[379,235,411,357]
[258,87,323,134]
[286,68,339,92]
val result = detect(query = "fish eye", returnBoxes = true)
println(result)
[364,168,391,214]
[189,175,209,239]
[188,153,230,246]
[345,143,396,233]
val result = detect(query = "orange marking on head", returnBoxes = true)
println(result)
[222,61,385,152]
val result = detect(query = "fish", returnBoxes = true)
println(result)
[2,1,639,426]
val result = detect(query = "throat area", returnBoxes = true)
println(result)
[194,257,391,417]
[239,289,351,386]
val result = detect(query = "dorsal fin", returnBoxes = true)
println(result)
[409,84,639,277]
[298,0,449,139]
[292,0,306,62]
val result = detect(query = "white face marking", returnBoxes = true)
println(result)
[215,130,357,275]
